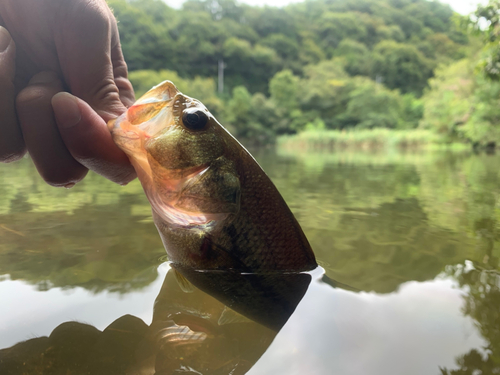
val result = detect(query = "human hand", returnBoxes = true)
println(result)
[0,0,137,187]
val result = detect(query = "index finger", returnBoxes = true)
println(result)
[54,0,125,121]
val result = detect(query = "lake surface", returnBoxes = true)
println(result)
[0,148,499,374]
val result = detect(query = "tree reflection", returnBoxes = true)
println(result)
[2,151,500,297]
[441,261,500,374]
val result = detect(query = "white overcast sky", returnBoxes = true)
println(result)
[164,0,489,15]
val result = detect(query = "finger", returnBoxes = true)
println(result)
[0,26,26,162]
[54,1,126,121]
[110,20,135,108]
[52,92,136,185]
[16,71,88,187]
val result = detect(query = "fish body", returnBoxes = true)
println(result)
[109,81,316,272]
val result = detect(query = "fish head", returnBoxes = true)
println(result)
[109,81,241,230]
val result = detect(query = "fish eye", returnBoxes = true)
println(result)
[182,108,209,131]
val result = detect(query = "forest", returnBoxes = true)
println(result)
[107,0,499,147]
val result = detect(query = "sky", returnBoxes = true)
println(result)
[164,0,490,15]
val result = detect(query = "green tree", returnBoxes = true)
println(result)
[128,70,223,117]
[334,39,372,76]
[224,86,275,143]
[317,12,368,56]
[300,60,351,129]
[419,59,474,138]
[108,0,175,71]
[372,40,435,95]
[338,78,405,129]
[461,76,500,147]
[470,0,500,80]
[269,70,304,133]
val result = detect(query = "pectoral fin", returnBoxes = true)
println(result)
[175,157,240,215]
[174,269,195,293]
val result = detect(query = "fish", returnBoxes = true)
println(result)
[108,81,317,272]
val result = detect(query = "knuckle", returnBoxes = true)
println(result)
[113,59,128,79]
[88,77,125,115]
[93,77,120,102]
[115,76,134,96]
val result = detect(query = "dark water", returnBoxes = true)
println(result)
[0,149,499,374]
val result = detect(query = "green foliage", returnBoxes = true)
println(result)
[461,76,500,146]
[278,128,442,151]
[470,0,500,80]
[224,86,275,143]
[334,39,372,76]
[372,40,435,95]
[128,70,223,117]
[317,12,369,56]
[299,59,351,128]
[108,0,176,71]
[108,0,462,95]
[338,78,406,129]
[270,70,299,111]
[106,0,476,143]
[414,0,500,149]
[419,59,474,137]
[420,54,500,147]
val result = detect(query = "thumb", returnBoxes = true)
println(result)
[52,92,136,184]
[54,1,126,122]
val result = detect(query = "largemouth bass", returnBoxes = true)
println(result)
[109,81,316,272]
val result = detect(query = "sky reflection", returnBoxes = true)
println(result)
[251,275,485,375]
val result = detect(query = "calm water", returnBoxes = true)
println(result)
[0,148,499,374]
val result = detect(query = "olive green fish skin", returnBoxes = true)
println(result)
[109,81,317,272]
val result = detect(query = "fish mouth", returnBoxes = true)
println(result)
[108,81,181,152]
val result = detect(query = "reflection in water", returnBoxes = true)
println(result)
[2,150,500,373]
[2,264,489,375]
[440,263,500,374]
[0,265,310,374]
[250,274,486,375]
[0,158,165,293]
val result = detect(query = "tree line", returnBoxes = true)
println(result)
[107,0,476,144]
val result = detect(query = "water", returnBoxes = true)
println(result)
[0,148,499,374]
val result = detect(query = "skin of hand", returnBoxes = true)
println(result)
[0,0,137,187]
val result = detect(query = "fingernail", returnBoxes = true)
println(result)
[64,182,76,189]
[0,26,12,52]
[52,92,82,128]
[29,71,59,85]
